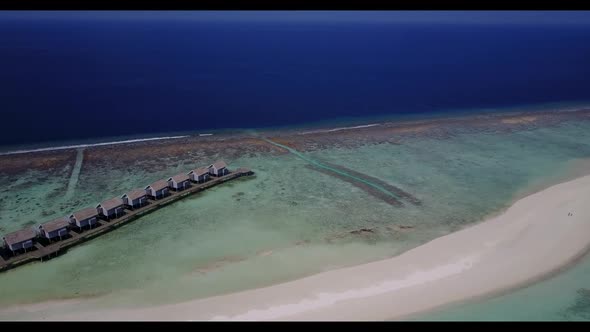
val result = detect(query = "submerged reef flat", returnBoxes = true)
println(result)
[320,161,421,206]
[304,161,422,208]
[82,135,284,169]
[0,135,282,178]
[1,107,589,237]
[263,108,590,152]
[2,108,589,178]
[1,107,590,314]
[0,150,77,176]
[305,164,404,207]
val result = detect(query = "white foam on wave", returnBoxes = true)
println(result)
[0,135,190,156]
[299,123,380,135]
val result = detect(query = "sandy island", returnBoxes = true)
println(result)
[3,174,590,321]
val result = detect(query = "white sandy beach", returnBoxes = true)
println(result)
[5,174,590,321]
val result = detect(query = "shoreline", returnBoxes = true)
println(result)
[4,173,590,321]
[402,235,590,321]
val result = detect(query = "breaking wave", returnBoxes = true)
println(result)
[0,135,190,156]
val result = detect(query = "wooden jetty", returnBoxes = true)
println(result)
[0,166,254,273]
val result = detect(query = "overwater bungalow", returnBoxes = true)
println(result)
[168,173,191,191]
[70,207,99,230]
[0,163,254,273]
[3,228,36,253]
[146,179,170,199]
[38,217,69,241]
[188,167,210,183]
[97,197,125,219]
[122,189,148,209]
[208,160,228,177]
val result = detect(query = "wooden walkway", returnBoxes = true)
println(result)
[0,168,254,273]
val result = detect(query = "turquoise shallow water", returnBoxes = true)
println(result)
[413,252,590,321]
[1,112,590,320]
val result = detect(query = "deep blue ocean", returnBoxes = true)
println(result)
[1,15,590,147]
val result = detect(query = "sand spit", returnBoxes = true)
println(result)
[9,174,590,321]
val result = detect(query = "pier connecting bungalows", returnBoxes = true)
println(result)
[146,180,169,199]
[3,228,36,253]
[70,207,99,230]
[122,189,148,209]
[168,173,191,191]
[188,167,210,183]
[0,163,254,272]
[208,160,228,177]
[97,197,125,219]
[38,217,70,241]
